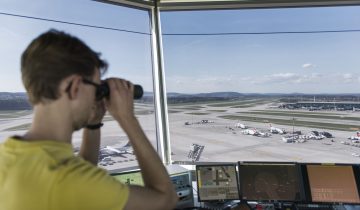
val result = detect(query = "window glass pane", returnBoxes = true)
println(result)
[0,0,154,171]
[161,6,360,164]
[0,0,150,33]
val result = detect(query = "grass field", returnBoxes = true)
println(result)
[112,172,144,186]
[207,99,270,107]
[0,110,32,119]
[134,110,154,115]
[219,114,360,131]
[186,112,210,115]
[237,111,360,121]
[252,110,344,115]
[174,107,202,111]
[209,110,227,112]
[3,123,32,131]
[168,110,183,113]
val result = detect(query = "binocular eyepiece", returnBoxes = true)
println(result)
[96,81,143,101]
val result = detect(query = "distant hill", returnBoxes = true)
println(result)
[0,92,31,110]
[177,92,244,98]
[0,92,28,100]
[2,92,360,110]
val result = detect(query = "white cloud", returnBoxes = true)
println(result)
[166,72,360,93]
[252,73,322,85]
[340,73,358,84]
[166,75,251,93]
[343,73,352,79]
[302,63,315,69]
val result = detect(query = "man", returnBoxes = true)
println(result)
[0,29,178,210]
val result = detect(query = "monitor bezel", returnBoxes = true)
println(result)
[238,161,306,203]
[301,163,360,205]
[196,163,240,202]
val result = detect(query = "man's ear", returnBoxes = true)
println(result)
[67,76,82,100]
[61,75,81,100]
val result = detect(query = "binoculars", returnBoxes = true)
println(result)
[96,81,143,100]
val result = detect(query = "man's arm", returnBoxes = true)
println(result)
[105,78,178,210]
[79,101,105,165]
[120,117,178,210]
[79,128,101,165]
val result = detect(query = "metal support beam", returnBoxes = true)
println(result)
[98,0,360,11]
[149,1,172,165]
[159,0,360,11]
[94,0,154,10]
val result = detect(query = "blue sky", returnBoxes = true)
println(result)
[0,0,152,92]
[0,1,360,93]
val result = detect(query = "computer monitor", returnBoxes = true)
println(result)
[305,164,360,204]
[239,162,305,202]
[111,170,144,186]
[196,164,240,201]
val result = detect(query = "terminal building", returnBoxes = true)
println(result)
[280,101,360,111]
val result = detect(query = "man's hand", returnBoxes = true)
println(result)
[104,78,134,124]
[88,100,106,124]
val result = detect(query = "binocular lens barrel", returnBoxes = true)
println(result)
[99,82,143,100]
[133,85,143,99]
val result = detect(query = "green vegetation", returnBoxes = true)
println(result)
[184,106,205,109]
[168,110,183,114]
[4,123,32,131]
[252,110,343,115]
[237,111,360,121]
[231,105,258,108]
[113,172,144,186]
[219,115,360,131]
[207,100,265,107]
[176,107,202,110]
[230,101,272,108]
[209,110,227,112]
[134,103,153,108]
[0,110,32,119]
[135,110,154,115]
[167,100,226,106]
[186,112,210,115]
[102,116,115,122]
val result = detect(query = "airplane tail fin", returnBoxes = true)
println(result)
[124,141,132,147]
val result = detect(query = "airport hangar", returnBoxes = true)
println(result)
[280,102,360,110]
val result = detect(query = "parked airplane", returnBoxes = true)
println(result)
[234,122,247,129]
[105,144,133,155]
[282,135,298,143]
[283,134,307,143]
[269,124,285,134]
[348,131,360,141]
[257,131,271,138]
[242,128,258,136]
[308,131,325,140]
[320,131,333,138]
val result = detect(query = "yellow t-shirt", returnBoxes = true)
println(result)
[0,137,129,210]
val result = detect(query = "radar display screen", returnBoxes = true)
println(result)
[306,165,360,204]
[196,164,239,201]
[111,170,144,186]
[239,163,303,201]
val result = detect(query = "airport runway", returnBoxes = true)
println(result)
[1,101,360,172]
